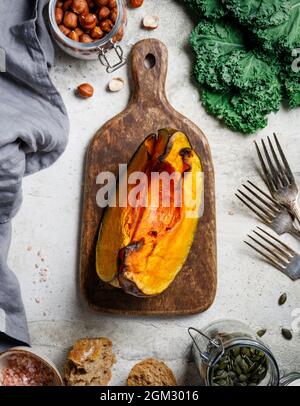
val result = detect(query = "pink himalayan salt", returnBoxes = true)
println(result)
[0,353,55,386]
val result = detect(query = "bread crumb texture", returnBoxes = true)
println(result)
[127,358,177,386]
[64,338,116,386]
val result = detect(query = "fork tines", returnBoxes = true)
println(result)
[235,181,281,224]
[254,133,295,192]
[245,227,296,272]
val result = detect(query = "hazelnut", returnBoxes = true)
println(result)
[108,0,116,8]
[100,19,113,32]
[79,13,97,30]
[63,11,78,29]
[59,24,71,36]
[110,7,118,23]
[68,30,80,41]
[55,7,64,24]
[108,77,124,92]
[87,0,96,7]
[98,6,110,20]
[90,26,104,39]
[75,27,84,36]
[80,33,93,43]
[142,15,159,30]
[71,0,89,15]
[56,1,64,8]
[77,83,94,98]
[112,25,123,42]
[130,0,143,7]
[63,0,73,11]
[95,0,108,6]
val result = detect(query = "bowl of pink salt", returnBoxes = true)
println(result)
[0,347,63,386]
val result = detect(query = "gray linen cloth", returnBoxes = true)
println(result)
[0,0,69,349]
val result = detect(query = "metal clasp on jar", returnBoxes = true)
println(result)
[98,40,126,73]
[188,327,225,367]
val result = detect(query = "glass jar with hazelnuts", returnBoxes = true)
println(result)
[49,0,127,72]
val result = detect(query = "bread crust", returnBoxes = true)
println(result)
[127,358,177,386]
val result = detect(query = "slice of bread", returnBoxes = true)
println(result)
[64,338,116,386]
[127,358,177,386]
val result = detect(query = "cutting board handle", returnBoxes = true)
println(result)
[131,39,168,106]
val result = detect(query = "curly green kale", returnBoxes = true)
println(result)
[223,0,290,28]
[202,81,281,133]
[190,21,245,91]
[254,0,300,52]
[183,0,227,19]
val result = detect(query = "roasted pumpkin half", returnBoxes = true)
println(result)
[96,128,203,297]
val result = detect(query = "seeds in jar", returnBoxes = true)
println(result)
[63,11,78,28]
[211,346,269,386]
[79,13,97,30]
[59,24,71,36]
[79,33,93,43]
[130,0,143,7]
[55,0,120,43]
[55,7,64,24]
[71,0,89,15]
[68,30,80,41]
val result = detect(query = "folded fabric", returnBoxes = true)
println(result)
[0,0,69,348]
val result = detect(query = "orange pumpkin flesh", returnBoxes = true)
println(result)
[96,129,203,297]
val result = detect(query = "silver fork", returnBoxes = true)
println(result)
[255,134,300,224]
[235,181,300,238]
[245,227,300,281]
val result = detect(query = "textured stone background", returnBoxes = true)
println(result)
[8,0,300,385]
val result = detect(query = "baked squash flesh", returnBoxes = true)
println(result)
[96,129,203,297]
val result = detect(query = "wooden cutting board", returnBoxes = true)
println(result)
[80,39,217,315]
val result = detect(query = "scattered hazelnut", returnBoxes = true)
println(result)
[130,0,143,7]
[95,0,109,6]
[71,0,89,15]
[79,13,97,30]
[68,30,80,41]
[59,24,71,36]
[55,7,64,24]
[77,83,94,98]
[63,0,73,11]
[90,26,104,39]
[110,7,118,23]
[108,77,124,92]
[142,15,159,30]
[100,19,113,32]
[75,27,84,36]
[63,11,78,28]
[80,33,93,42]
[98,6,111,20]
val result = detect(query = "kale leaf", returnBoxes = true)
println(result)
[183,0,227,19]
[223,0,290,28]
[254,0,300,52]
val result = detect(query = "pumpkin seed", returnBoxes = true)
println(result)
[281,328,293,340]
[257,329,267,337]
[211,346,269,387]
[278,293,287,306]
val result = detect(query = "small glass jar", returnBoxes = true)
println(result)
[189,320,280,386]
[280,373,300,386]
[48,0,127,72]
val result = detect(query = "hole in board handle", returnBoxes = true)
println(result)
[144,53,156,69]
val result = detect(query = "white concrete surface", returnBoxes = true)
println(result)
[8,0,300,385]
